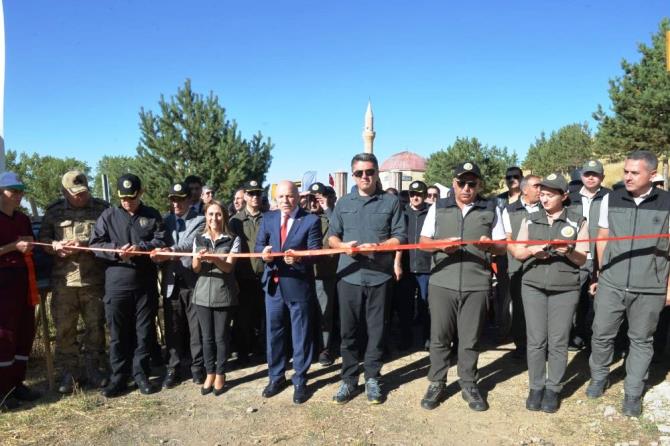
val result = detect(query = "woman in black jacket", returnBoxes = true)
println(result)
[192,201,240,396]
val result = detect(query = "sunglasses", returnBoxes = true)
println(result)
[426,193,439,198]
[456,180,478,189]
[352,169,376,178]
[246,190,262,197]
[505,175,521,181]
[409,192,424,197]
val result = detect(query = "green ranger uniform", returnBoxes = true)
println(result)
[427,195,499,388]
[520,206,586,394]
[590,186,670,398]
[39,196,109,376]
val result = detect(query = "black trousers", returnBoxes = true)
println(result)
[338,280,390,385]
[104,288,156,382]
[196,305,234,375]
[233,276,264,356]
[393,276,417,345]
[164,283,203,374]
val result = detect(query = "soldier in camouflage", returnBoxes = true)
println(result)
[38,170,109,394]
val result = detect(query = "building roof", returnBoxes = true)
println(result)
[379,151,427,172]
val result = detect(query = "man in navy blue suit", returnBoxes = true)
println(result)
[255,180,322,404]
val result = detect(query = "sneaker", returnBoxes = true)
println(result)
[622,394,642,417]
[421,382,447,410]
[365,378,384,405]
[585,379,609,399]
[332,382,357,405]
[461,386,488,411]
[318,350,334,367]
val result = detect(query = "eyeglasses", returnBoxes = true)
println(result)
[456,180,478,189]
[352,169,376,178]
[505,175,521,181]
[426,193,439,198]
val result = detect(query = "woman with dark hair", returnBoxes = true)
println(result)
[192,200,240,396]
[509,173,588,413]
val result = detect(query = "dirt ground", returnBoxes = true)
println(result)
[2,339,670,446]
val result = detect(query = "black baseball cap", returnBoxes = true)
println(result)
[309,182,326,195]
[168,182,189,199]
[453,162,482,179]
[323,186,336,197]
[117,174,142,198]
[408,181,428,193]
[243,180,263,192]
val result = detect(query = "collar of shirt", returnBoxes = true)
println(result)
[520,198,540,213]
[281,206,300,220]
[637,187,654,200]
[579,185,601,200]
[203,232,230,241]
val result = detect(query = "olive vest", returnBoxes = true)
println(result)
[599,188,670,295]
[568,187,610,263]
[505,200,538,274]
[192,234,239,308]
[429,196,497,292]
[521,209,585,292]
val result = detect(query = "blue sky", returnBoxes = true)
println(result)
[3,1,667,186]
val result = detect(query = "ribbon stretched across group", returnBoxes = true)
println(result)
[28,233,670,259]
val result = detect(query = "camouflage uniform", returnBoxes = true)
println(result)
[39,197,108,375]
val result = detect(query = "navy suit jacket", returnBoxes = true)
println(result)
[254,207,322,301]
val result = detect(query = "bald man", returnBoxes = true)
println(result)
[255,181,322,404]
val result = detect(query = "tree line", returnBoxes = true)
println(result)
[7,79,273,213]
[425,19,670,189]
[7,19,669,211]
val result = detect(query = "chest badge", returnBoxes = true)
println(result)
[560,226,575,238]
[139,217,150,228]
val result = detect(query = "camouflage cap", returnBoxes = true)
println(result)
[62,170,89,195]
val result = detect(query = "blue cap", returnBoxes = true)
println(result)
[0,171,26,190]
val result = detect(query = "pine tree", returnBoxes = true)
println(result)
[593,19,670,166]
[523,123,593,177]
[136,79,273,210]
[424,137,517,195]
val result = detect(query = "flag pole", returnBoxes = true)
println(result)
[0,0,5,172]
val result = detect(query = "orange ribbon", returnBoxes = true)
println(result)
[23,253,39,306]
[29,233,670,260]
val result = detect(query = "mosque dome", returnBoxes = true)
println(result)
[379,151,427,172]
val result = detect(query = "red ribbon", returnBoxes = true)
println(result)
[29,233,670,260]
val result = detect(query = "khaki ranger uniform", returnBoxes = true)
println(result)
[39,197,109,374]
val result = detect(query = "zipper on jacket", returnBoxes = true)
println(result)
[625,205,639,290]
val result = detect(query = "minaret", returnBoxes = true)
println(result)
[362,100,375,154]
